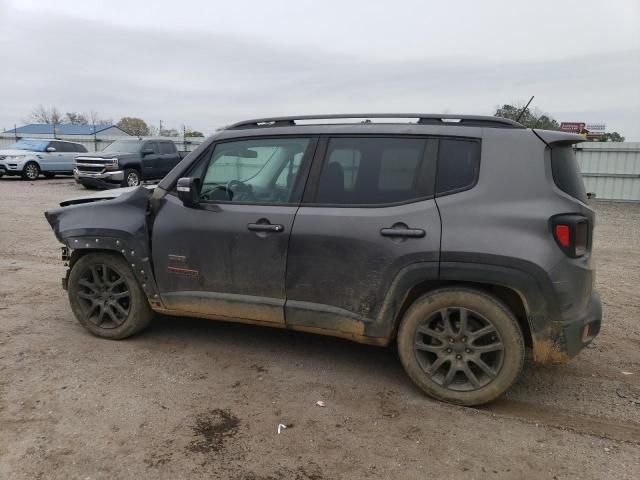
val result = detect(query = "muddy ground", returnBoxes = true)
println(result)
[0,177,638,479]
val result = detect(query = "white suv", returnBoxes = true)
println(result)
[0,138,88,180]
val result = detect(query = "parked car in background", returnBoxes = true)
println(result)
[0,138,87,180]
[73,138,188,189]
[45,113,601,406]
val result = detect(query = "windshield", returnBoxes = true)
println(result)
[102,140,141,153]
[7,139,49,152]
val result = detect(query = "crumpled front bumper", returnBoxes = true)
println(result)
[74,168,124,188]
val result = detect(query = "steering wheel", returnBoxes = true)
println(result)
[226,179,256,202]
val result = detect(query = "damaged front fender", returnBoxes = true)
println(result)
[44,187,163,308]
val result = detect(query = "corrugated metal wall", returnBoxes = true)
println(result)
[576,142,640,201]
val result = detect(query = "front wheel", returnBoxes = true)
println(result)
[22,161,40,180]
[397,287,525,406]
[67,252,153,339]
[122,169,141,187]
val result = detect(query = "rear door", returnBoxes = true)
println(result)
[58,142,78,171]
[151,136,317,324]
[158,141,179,177]
[141,141,161,179]
[285,136,441,338]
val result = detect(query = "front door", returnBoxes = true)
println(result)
[285,136,442,338]
[43,141,70,172]
[151,136,316,324]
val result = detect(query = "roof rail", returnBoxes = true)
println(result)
[225,114,525,130]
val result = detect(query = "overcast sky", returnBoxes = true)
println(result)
[0,0,638,138]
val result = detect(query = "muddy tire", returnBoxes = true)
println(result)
[67,252,153,339]
[397,287,524,406]
[22,161,40,180]
[122,169,141,187]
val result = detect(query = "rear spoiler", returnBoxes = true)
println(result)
[533,129,585,148]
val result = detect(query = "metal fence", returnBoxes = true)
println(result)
[0,133,204,153]
[576,142,640,201]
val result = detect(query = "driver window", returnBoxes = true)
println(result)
[198,138,311,204]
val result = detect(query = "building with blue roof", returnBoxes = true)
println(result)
[3,123,130,137]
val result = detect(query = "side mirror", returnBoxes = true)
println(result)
[176,177,201,208]
[46,147,56,152]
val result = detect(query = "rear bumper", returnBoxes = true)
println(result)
[561,289,602,357]
[532,289,602,364]
[74,169,123,189]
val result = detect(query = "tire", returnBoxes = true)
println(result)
[22,161,40,180]
[122,169,141,187]
[67,252,153,339]
[44,172,55,179]
[397,287,525,406]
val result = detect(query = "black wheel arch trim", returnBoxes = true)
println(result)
[374,254,559,351]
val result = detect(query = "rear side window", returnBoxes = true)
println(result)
[315,137,434,205]
[144,142,159,154]
[551,146,587,202]
[49,141,64,152]
[75,143,87,152]
[159,142,175,154]
[436,139,480,195]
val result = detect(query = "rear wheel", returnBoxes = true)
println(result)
[122,169,141,187]
[397,287,524,406]
[22,162,40,180]
[67,252,153,339]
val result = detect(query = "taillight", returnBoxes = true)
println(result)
[551,215,590,258]
[574,221,588,256]
[554,225,570,247]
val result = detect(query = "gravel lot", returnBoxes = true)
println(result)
[0,176,639,479]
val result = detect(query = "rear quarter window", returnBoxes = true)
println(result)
[551,146,587,202]
[436,139,480,195]
[159,142,175,154]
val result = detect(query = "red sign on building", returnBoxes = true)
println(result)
[560,122,586,134]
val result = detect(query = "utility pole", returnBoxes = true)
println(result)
[159,120,163,136]
[183,124,187,152]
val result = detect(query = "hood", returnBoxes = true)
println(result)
[59,184,156,207]
[76,151,137,158]
[45,186,152,251]
[0,149,38,156]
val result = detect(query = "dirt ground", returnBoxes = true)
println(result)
[0,176,638,480]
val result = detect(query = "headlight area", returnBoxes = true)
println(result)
[104,158,119,171]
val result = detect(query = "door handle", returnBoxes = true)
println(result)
[380,227,426,238]
[247,223,284,233]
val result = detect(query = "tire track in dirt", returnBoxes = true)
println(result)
[482,399,640,444]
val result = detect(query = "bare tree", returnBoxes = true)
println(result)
[88,110,113,126]
[30,105,63,124]
[65,112,89,125]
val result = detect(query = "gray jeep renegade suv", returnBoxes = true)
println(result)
[45,114,601,406]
